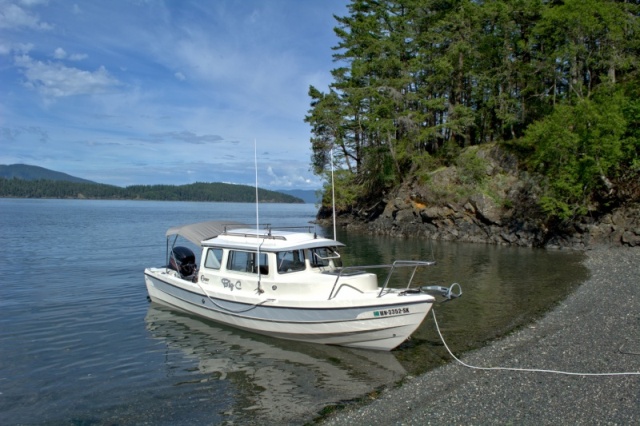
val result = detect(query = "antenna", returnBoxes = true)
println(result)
[255,139,260,232]
[331,145,336,241]
[254,139,263,293]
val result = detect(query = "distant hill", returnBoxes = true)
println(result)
[0,164,96,184]
[0,164,305,203]
[278,189,320,204]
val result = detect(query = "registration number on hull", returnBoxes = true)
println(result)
[373,307,410,317]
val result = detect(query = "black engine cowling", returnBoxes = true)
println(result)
[169,246,197,278]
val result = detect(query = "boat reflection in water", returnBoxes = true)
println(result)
[145,303,407,424]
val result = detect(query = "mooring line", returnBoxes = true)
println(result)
[432,309,640,377]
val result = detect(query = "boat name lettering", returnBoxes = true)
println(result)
[373,307,409,317]
[221,278,242,291]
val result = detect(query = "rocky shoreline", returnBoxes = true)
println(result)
[320,145,640,250]
[319,246,640,425]
[330,199,640,250]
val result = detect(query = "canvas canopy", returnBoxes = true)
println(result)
[166,221,245,246]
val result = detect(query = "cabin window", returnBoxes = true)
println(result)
[227,250,269,275]
[310,247,342,268]
[276,250,306,274]
[204,248,223,270]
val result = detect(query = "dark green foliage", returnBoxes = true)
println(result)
[0,178,303,203]
[518,87,635,218]
[0,164,96,184]
[456,147,488,186]
[307,0,640,219]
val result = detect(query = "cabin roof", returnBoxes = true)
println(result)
[166,221,246,246]
[203,227,344,251]
[166,221,343,250]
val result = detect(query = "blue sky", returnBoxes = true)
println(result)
[0,0,348,189]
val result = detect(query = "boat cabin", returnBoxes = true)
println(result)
[166,222,378,299]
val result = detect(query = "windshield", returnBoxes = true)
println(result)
[276,249,306,274]
[309,247,342,268]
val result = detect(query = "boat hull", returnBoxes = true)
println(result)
[144,269,434,351]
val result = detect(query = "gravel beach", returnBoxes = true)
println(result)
[320,247,640,425]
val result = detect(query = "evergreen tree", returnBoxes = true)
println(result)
[307,0,640,219]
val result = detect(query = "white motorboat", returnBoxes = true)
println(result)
[144,221,460,351]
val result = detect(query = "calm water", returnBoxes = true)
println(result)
[0,199,588,425]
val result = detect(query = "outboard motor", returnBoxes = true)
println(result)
[169,246,197,278]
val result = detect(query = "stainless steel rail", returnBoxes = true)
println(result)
[327,260,435,300]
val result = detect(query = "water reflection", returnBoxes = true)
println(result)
[145,303,406,424]
[333,234,589,373]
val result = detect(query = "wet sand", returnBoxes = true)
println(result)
[320,247,640,425]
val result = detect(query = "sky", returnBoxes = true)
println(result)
[0,0,348,189]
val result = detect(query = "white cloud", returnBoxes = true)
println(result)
[19,0,49,6]
[0,1,53,30]
[52,47,87,61]
[265,163,314,188]
[68,53,87,61]
[0,41,32,55]
[53,47,66,59]
[1,125,49,142]
[174,71,185,81]
[14,54,119,98]
[168,30,308,120]
[146,131,225,145]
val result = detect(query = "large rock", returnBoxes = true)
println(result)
[469,193,502,226]
[419,206,453,223]
[621,230,640,246]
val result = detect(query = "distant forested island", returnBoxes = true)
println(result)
[0,164,305,203]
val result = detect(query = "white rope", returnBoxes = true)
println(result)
[194,278,274,313]
[431,309,640,377]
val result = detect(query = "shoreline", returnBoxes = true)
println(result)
[319,247,640,425]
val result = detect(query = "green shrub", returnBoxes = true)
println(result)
[456,147,488,186]
[518,89,628,219]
